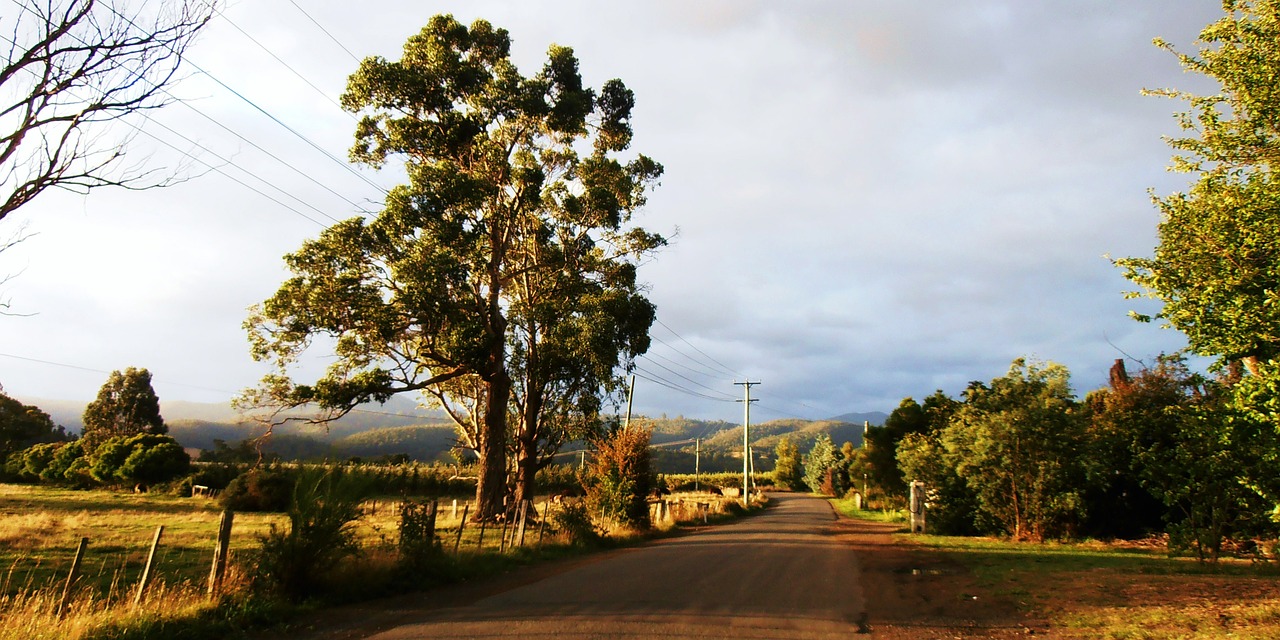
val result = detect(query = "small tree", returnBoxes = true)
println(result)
[583,424,653,528]
[802,434,838,495]
[772,437,805,491]
[944,359,1088,541]
[81,367,166,454]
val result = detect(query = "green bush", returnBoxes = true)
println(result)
[43,441,85,482]
[90,434,190,486]
[551,501,603,546]
[221,466,295,512]
[248,465,373,599]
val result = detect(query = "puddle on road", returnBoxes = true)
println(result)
[893,567,956,576]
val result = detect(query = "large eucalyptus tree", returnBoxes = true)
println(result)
[243,15,662,519]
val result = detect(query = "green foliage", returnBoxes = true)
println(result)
[396,499,441,575]
[945,359,1088,541]
[550,501,603,546]
[246,14,663,521]
[865,392,957,499]
[0,393,68,463]
[89,433,189,486]
[801,434,838,494]
[1118,1,1280,370]
[220,466,296,512]
[81,368,167,455]
[897,432,985,536]
[249,465,373,599]
[583,425,653,527]
[771,438,805,491]
[1082,357,1192,539]
[39,440,90,486]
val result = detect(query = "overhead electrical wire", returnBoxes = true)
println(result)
[2,1,377,223]
[287,0,363,64]
[101,2,393,197]
[633,360,736,401]
[132,116,338,227]
[207,4,355,119]
[653,319,742,378]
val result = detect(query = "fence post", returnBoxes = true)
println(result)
[453,503,470,554]
[516,500,529,547]
[56,536,89,619]
[208,510,235,598]
[476,517,488,550]
[452,499,458,520]
[909,480,927,534]
[538,501,551,546]
[427,500,439,547]
[132,525,164,608]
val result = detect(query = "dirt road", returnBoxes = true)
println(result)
[274,493,1035,639]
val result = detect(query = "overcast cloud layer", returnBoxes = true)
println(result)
[0,1,1226,423]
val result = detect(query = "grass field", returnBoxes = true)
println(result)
[879,519,1280,638]
[0,482,749,640]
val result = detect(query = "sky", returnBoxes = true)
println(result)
[0,1,1228,424]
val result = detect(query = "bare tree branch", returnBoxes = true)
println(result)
[0,0,217,224]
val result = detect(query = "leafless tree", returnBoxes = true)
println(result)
[0,0,217,224]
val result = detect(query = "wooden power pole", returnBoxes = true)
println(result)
[735,380,759,504]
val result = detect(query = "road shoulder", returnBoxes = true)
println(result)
[830,515,1049,638]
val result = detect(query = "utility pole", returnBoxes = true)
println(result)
[624,374,636,429]
[695,438,701,491]
[735,380,759,505]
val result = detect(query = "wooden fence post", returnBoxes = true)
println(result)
[477,517,487,550]
[498,517,510,553]
[453,504,469,554]
[516,500,529,547]
[427,500,439,546]
[538,502,551,546]
[56,536,89,619]
[208,510,234,598]
[132,525,164,608]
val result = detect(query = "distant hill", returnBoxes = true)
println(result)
[828,411,888,426]
[16,394,442,435]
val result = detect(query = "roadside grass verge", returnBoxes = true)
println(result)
[829,495,907,525]
[898,530,1280,638]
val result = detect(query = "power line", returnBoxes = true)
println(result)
[632,371,735,404]
[660,317,742,376]
[643,338,728,380]
[131,117,334,227]
[288,0,362,64]
[102,2,392,198]
[208,3,355,119]
[634,359,736,400]
[2,0,377,219]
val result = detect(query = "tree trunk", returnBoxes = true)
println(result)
[512,389,543,511]
[473,371,511,521]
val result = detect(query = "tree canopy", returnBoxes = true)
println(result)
[0,391,67,460]
[1118,0,1280,373]
[81,367,167,454]
[244,14,662,520]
